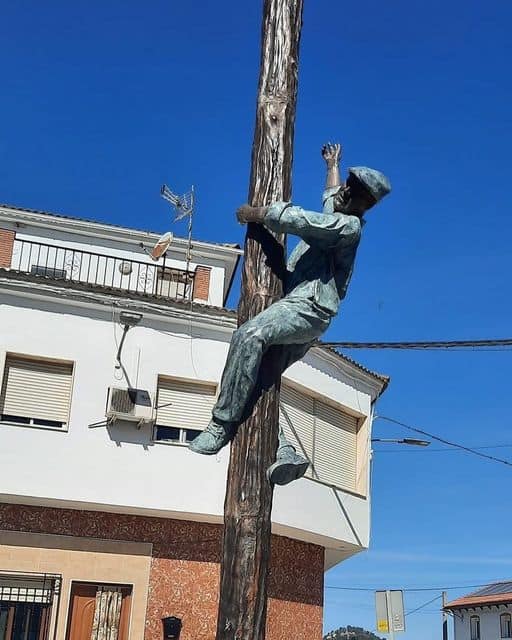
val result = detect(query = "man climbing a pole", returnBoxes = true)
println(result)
[189,142,391,483]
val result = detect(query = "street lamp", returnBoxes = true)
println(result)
[116,311,143,365]
[371,438,430,447]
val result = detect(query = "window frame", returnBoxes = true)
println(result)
[0,351,75,433]
[152,375,218,446]
[153,424,203,446]
[280,379,366,496]
[0,571,61,640]
[470,615,481,640]
[501,613,512,638]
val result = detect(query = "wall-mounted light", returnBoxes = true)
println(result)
[118,261,133,276]
[116,312,143,382]
[162,616,182,639]
[119,311,143,327]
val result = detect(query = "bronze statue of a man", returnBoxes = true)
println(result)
[189,143,391,484]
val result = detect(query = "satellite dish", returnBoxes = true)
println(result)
[149,232,173,261]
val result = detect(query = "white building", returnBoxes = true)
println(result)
[445,582,512,640]
[0,203,388,640]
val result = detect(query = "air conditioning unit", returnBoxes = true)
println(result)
[105,387,154,426]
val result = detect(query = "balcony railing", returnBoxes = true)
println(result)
[8,239,195,301]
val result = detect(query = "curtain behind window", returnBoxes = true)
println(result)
[90,587,122,640]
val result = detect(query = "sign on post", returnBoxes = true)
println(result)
[375,590,406,636]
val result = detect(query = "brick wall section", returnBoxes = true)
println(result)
[0,503,324,640]
[0,228,15,268]
[192,266,211,301]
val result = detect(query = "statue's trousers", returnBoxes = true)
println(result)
[212,297,331,426]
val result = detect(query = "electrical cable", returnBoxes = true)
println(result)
[111,304,125,382]
[322,339,512,350]
[377,416,512,468]
[325,581,510,593]
[405,594,442,616]
[374,443,512,453]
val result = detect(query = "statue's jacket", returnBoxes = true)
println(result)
[264,187,361,317]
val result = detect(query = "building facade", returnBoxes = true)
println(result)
[445,582,512,640]
[0,203,388,640]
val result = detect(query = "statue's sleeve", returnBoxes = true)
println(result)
[263,202,360,249]
[322,187,339,214]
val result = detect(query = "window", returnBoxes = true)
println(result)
[280,383,360,493]
[0,354,74,429]
[470,615,480,640]
[501,613,512,638]
[30,265,67,279]
[0,573,60,640]
[154,377,217,444]
[155,269,192,300]
[0,602,50,640]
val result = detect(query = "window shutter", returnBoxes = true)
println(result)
[280,385,315,475]
[280,382,360,491]
[0,355,73,426]
[156,378,216,431]
[313,399,358,491]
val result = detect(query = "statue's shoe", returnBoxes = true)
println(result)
[266,447,309,486]
[189,421,231,455]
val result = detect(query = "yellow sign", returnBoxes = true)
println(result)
[377,620,389,632]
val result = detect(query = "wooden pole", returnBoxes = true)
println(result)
[442,591,448,640]
[215,1,304,639]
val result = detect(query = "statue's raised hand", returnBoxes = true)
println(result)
[321,142,342,167]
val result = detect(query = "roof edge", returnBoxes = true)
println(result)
[0,203,243,259]
[444,594,512,610]
[316,343,389,397]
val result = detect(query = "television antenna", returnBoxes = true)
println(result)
[160,183,195,273]
[139,184,195,276]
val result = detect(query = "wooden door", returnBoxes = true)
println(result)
[65,584,96,640]
[65,584,131,640]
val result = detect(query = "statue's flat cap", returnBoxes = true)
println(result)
[349,167,391,203]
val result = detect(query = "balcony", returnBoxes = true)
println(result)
[7,239,195,301]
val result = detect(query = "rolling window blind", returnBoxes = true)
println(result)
[0,355,73,426]
[280,385,315,478]
[156,378,216,431]
[313,398,358,490]
[280,383,359,492]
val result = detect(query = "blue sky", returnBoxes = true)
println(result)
[2,2,512,639]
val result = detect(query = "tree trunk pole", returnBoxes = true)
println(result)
[215,1,304,639]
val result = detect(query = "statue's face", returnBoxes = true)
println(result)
[333,181,376,217]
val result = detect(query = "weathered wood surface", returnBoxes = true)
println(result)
[215,1,304,639]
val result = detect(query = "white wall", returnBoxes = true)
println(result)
[453,605,512,640]
[0,294,374,565]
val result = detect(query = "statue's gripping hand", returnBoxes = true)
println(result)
[236,204,268,225]
[321,142,342,168]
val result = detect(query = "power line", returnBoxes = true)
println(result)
[374,443,512,453]
[325,581,506,593]
[406,594,442,617]
[322,339,512,350]
[377,416,512,468]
